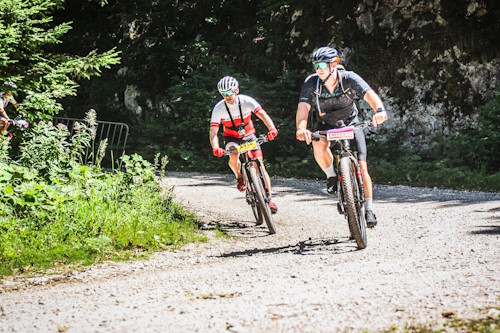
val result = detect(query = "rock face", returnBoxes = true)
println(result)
[347,0,499,147]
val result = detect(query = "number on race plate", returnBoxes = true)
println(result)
[326,127,354,141]
[237,141,258,153]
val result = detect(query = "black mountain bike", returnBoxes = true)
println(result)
[312,120,371,249]
[226,134,276,235]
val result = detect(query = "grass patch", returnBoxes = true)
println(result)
[381,306,500,332]
[0,181,207,276]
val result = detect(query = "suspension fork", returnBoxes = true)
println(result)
[253,158,271,199]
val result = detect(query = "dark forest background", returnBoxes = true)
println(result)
[21,0,500,190]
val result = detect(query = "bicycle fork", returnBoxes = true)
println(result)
[253,159,271,202]
[334,153,366,215]
[243,159,271,204]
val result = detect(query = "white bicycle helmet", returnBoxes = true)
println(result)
[217,76,238,94]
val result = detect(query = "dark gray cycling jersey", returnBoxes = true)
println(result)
[299,70,372,161]
[299,70,372,127]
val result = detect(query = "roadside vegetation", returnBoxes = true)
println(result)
[368,94,500,192]
[383,305,500,332]
[0,110,206,276]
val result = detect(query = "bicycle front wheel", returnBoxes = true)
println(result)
[339,156,367,249]
[248,188,263,225]
[248,164,276,234]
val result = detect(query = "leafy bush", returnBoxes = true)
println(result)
[0,110,206,276]
[448,93,500,173]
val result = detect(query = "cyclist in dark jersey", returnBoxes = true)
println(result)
[295,47,388,227]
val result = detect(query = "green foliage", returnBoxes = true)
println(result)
[52,0,499,193]
[0,0,120,119]
[0,110,205,276]
[119,153,155,183]
[448,94,500,173]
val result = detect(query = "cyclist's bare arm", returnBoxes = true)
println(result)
[209,126,220,149]
[255,109,276,131]
[363,90,388,127]
[296,102,312,144]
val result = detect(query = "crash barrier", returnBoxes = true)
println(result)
[53,117,129,161]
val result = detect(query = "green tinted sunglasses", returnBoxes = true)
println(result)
[313,62,329,70]
[221,90,236,97]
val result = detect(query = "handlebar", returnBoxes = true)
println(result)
[6,115,29,129]
[311,120,372,141]
[225,134,269,156]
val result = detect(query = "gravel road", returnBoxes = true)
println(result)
[1,171,499,332]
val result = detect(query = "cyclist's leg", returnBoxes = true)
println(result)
[354,127,372,200]
[359,160,372,199]
[312,138,333,169]
[228,152,242,179]
[224,138,243,179]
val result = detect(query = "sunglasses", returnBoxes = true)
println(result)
[313,62,329,70]
[221,90,236,97]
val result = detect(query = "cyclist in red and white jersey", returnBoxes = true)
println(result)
[0,81,19,134]
[210,76,279,214]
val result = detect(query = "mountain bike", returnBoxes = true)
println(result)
[226,134,276,235]
[2,115,29,138]
[312,120,371,249]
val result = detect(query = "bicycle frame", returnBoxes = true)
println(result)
[311,122,371,248]
[314,123,369,213]
[332,135,365,214]
[225,134,276,234]
[228,137,271,203]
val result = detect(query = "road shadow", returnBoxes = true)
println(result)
[165,172,500,207]
[214,237,360,258]
[198,219,271,239]
[469,225,500,235]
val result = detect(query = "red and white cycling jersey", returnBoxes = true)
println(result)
[210,94,263,138]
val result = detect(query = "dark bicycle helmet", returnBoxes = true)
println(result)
[311,47,339,63]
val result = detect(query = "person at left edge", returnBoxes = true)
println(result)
[210,76,279,214]
[0,81,19,134]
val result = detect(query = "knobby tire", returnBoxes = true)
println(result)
[249,189,263,225]
[248,165,276,234]
[339,157,367,249]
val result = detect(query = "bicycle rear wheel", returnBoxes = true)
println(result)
[248,164,276,234]
[339,157,367,249]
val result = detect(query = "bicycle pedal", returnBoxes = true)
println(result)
[337,202,344,215]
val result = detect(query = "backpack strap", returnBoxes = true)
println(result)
[223,96,245,129]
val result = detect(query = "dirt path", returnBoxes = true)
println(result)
[1,172,499,332]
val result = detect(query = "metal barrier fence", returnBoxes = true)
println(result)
[53,117,129,159]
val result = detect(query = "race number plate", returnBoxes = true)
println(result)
[326,126,354,141]
[237,141,258,153]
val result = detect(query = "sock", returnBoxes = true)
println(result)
[321,164,336,179]
[365,198,373,211]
